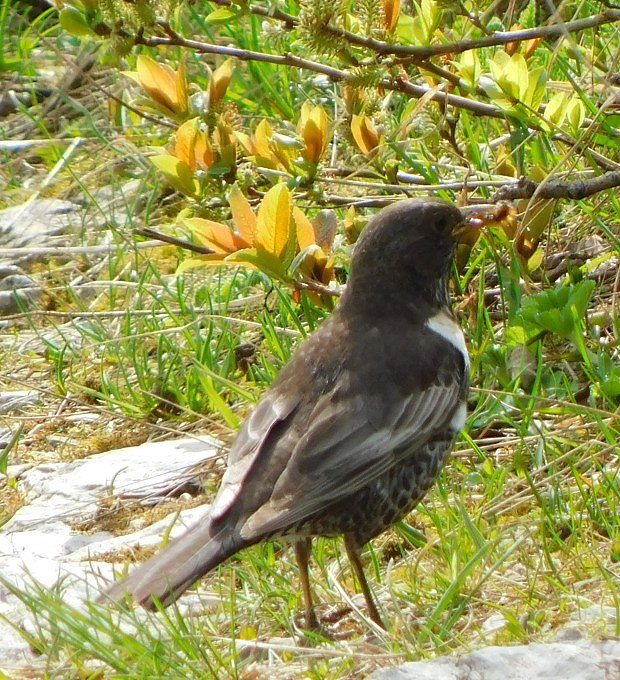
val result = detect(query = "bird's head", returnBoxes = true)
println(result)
[346,199,503,308]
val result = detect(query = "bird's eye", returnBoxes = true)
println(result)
[433,216,450,234]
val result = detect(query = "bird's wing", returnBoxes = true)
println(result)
[209,388,303,523]
[239,355,466,539]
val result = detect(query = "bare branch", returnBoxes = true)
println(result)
[395,11,620,61]
[207,1,620,62]
[491,170,620,201]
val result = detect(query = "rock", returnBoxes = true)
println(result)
[0,390,41,415]
[480,612,508,636]
[0,274,42,315]
[576,604,618,630]
[369,639,620,679]
[0,198,81,248]
[0,436,224,676]
[5,437,222,534]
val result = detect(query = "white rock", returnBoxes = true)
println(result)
[5,437,222,532]
[369,639,620,679]
[0,436,224,676]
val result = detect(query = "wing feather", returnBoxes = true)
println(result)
[240,378,464,538]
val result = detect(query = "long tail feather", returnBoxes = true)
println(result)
[104,519,243,609]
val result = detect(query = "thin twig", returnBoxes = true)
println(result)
[134,227,214,254]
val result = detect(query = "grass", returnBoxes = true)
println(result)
[0,0,618,677]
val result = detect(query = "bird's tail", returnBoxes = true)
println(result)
[104,517,243,609]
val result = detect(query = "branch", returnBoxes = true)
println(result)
[395,11,620,61]
[134,227,215,254]
[387,76,503,118]
[208,1,620,61]
[491,170,620,201]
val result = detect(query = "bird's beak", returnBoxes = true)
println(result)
[453,203,515,244]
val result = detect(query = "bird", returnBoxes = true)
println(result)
[105,198,480,629]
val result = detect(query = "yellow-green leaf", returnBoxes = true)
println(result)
[566,98,586,134]
[454,51,481,89]
[510,53,529,100]
[255,184,291,259]
[228,185,256,246]
[225,248,288,280]
[545,91,569,127]
[150,154,198,197]
[524,67,546,111]
[59,7,93,36]
[527,248,544,272]
[176,255,226,273]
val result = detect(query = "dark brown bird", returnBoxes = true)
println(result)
[106,199,480,628]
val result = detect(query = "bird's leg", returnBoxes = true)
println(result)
[293,538,319,629]
[343,535,385,629]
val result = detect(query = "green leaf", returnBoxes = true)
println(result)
[504,325,529,346]
[150,154,199,197]
[524,67,547,111]
[59,7,93,36]
[545,92,569,127]
[205,7,243,24]
[225,248,289,281]
[520,280,595,339]
[566,98,585,134]
[395,14,415,43]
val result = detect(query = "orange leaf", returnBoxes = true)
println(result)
[298,102,329,164]
[175,118,200,172]
[137,56,187,115]
[175,60,189,115]
[209,58,235,108]
[294,244,333,285]
[228,185,256,247]
[351,114,381,155]
[195,130,216,169]
[293,207,316,251]
[255,184,291,259]
[183,217,246,254]
[383,0,400,31]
